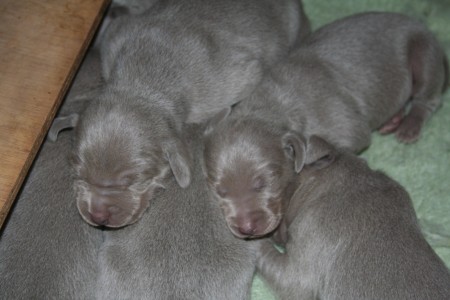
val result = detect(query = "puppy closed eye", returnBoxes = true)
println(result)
[252,177,266,192]
[106,185,130,192]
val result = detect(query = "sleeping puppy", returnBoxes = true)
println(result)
[0,50,103,299]
[95,124,261,300]
[257,135,450,300]
[204,116,301,239]
[71,0,310,228]
[203,12,448,239]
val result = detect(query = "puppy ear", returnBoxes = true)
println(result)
[162,139,192,188]
[281,131,306,173]
[47,113,79,142]
[305,135,335,169]
[203,107,232,136]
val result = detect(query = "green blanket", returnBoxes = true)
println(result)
[251,1,450,298]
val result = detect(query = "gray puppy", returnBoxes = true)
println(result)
[257,135,450,300]
[0,50,103,299]
[73,0,310,228]
[203,12,448,239]
[95,124,261,300]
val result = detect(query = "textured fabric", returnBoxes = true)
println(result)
[251,1,450,298]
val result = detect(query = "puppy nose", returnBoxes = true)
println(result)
[237,223,257,236]
[89,211,110,226]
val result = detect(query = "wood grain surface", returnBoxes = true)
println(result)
[0,0,110,228]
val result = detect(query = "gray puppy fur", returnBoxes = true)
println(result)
[0,50,104,299]
[96,124,261,300]
[203,12,448,239]
[111,0,160,14]
[73,0,310,228]
[257,135,450,300]
[92,2,135,50]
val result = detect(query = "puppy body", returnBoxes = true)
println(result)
[257,136,450,300]
[0,50,103,299]
[74,0,310,227]
[100,0,309,119]
[204,12,448,238]
[231,12,448,151]
[96,125,261,300]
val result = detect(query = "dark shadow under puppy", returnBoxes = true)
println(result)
[96,124,262,299]
[257,136,450,300]
[0,50,104,299]
[203,12,448,240]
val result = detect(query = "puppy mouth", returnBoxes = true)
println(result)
[228,215,282,239]
[260,216,282,236]
[77,201,141,228]
[82,213,135,228]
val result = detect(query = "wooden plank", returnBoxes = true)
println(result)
[0,0,110,228]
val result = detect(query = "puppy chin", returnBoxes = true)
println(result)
[229,229,266,240]
[114,201,150,228]
[226,216,282,239]
[76,199,149,228]
[75,178,162,228]
[78,210,100,227]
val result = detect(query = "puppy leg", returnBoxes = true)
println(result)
[257,240,314,299]
[395,36,447,143]
[378,108,405,134]
[395,101,437,143]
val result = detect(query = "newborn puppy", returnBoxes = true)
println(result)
[257,135,450,300]
[95,124,261,300]
[0,50,103,299]
[73,0,310,228]
[203,12,448,239]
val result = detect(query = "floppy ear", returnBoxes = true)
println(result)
[281,131,306,173]
[203,107,232,136]
[162,138,192,188]
[304,135,335,169]
[47,113,79,142]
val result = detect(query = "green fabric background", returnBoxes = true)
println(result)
[251,1,450,298]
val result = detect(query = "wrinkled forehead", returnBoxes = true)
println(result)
[74,125,162,180]
[217,138,264,167]
[82,164,142,186]
[206,133,282,181]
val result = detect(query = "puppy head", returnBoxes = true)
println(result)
[73,101,191,228]
[204,116,306,239]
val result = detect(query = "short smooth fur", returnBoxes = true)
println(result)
[257,136,450,300]
[203,12,448,239]
[72,0,310,228]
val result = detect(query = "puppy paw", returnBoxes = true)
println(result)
[395,121,421,144]
[394,105,428,143]
[378,110,404,135]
